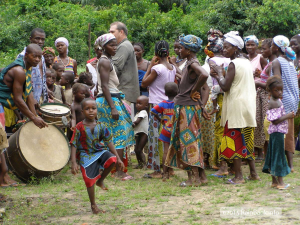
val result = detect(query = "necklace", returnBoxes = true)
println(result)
[176,56,183,63]
[58,56,69,68]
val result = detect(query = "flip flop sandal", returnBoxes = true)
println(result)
[143,174,152,178]
[225,179,245,185]
[179,181,187,187]
[277,184,290,190]
[121,175,134,181]
[210,173,228,178]
[271,184,278,188]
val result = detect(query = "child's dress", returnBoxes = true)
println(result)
[70,121,117,187]
[151,100,175,143]
[262,102,291,177]
[133,110,148,136]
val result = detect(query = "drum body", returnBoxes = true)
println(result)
[5,121,70,182]
[39,103,71,127]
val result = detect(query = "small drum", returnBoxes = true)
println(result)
[5,121,70,182]
[39,103,71,127]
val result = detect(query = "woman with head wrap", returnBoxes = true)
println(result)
[271,35,298,173]
[95,33,135,180]
[202,29,231,170]
[54,37,78,77]
[210,31,259,184]
[244,35,268,160]
[290,34,300,141]
[164,34,210,186]
[43,47,56,68]
[141,40,177,178]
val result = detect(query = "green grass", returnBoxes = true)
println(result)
[1,153,300,224]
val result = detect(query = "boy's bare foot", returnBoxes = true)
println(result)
[91,204,105,214]
[96,179,108,190]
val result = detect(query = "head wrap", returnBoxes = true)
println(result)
[224,31,244,50]
[42,47,56,56]
[94,33,116,48]
[204,29,224,57]
[244,35,259,45]
[55,37,69,55]
[179,34,203,53]
[273,35,296,60]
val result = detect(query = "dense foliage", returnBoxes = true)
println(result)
[0,0,299,68]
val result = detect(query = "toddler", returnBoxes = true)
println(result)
[71,83,88,131]
[52,62,65,85]
[46,68,66,104]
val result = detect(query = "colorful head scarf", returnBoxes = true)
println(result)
[95,33,116,48]
[42,47,56,56]
[204,29,224,57]
[224,31,244,50]
[273,35,296,60]
[55,37,69,55]
[179,34,203,53]
[244,35,259,45]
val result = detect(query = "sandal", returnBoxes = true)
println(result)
[143,174,152,178]
[210,172,228,178]
[179,181,193,187]
[121,175,134,181]
[225,178,245,185]
[277,184,290,190]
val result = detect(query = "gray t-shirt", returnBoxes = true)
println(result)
[112,38,139,103]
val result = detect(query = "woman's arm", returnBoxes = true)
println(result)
[190,63,209,95]
[211,62,235,92]
[73,59,78,78]
[141,56,159,88]
[98,58,119,120]
[260,56,268,71]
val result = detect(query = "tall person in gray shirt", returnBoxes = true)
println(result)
[109,22,140,105]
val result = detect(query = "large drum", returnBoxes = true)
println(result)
[39,103,71,127]
[5,121,70,182]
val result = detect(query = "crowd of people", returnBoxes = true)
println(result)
[0,21,299,214]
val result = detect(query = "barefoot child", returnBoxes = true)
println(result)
[52,62,65,85]
[151,82,178,181]
[132,95,149,169]
[262,76,294,189]
[46,68,66,104]
[70,98,124,214]
[71,83,87,131]
[60,71,75,106]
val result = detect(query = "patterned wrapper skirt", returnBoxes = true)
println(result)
[147,103,163,172]
[254,88,268,148]
[219,121,255,161]
[294,100,300,137]
[165,105,204,171]
[212,94,224,166]
[262,132,291,177]
[96,94,134,174]
[201,93,215,162]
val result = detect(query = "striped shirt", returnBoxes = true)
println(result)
[271,57,299,114]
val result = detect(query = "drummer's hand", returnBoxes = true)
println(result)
[32,116,48,128]
[117,158,124,171]
[71,161,79,175]
[111,108,119,120]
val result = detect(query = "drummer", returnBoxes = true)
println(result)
[0,43,48,187]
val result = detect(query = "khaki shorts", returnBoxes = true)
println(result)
[0,123,9,153]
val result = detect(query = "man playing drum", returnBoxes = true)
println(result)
[0,43,48,187]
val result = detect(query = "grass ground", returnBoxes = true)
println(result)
[1,152,300,225]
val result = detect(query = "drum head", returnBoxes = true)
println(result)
[40,103,70,116]
[19,122,70,171]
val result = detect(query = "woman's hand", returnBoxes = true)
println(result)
[190,91,201,102]
[71,161,80,175]
[168,56,176,65]
[210,64,224,78]
[254,68,261,78]
[111,108,119,120]
[149,56,160,67]
[202,108,211,120]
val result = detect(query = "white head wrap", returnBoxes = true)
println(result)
[224,31,244,50]
[55,37,69,55]
[273,35,296,60]
[94,33,116,48]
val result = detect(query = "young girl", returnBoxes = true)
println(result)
[262,76,294,190]
[77,72,95,98]
[71,83,88,131]
[54,37,78,77]
[70,98,124,214]
[133,42,149,96]
[46,68,66,104]
[52,62,65,85]
[141,40,177,178]
[132,95,149,169]
[151,82,178,181]
[43,47,56,68]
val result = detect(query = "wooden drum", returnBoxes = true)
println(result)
[39,103,71,127]
[5,121,70,182]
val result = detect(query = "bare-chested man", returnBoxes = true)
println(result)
[0,43,48,187]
